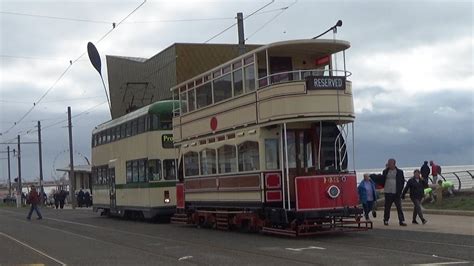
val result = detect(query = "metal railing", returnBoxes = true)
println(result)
[437,170,474,191]
[257,69,351,88]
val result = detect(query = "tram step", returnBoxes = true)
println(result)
[261,227,297,237]
[171,214,189,224]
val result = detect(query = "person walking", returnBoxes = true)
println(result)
[77,189,85,208]
[358,174,377,221]
[402,169,427,225]
[430,160,440,184]
[59,189,66,209]
[382,158,406,226]
[26,185,43,220]
[420,161,430,182]
[53,191,60,209]
[84,191,91,207]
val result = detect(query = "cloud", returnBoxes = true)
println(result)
[1,0,473,181]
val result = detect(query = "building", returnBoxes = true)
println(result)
[56,165,92,193]
[106,43,261,119]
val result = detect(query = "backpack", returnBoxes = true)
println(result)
[437,165,442,174]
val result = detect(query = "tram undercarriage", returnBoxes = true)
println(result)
[172,206,372,237]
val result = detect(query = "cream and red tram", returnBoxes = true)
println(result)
[170,39,371,236]
[91,101,178,219]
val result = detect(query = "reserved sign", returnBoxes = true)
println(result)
[306,76,346,90]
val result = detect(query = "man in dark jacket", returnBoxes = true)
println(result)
[420,161,430,182]
[26,185,43,220]
[382,158,406,226]
[402,169,427,225]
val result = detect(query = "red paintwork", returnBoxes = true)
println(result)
[265,173,281,189]
[210,117,218,131]
[265,190,282,202]
[295,174,359,212]
[176,183,185,209]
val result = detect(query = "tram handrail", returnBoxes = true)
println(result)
[257,69,352,88]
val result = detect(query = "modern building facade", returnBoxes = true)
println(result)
[106,43,261,119]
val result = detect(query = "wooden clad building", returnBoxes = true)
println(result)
[106,43,261,119]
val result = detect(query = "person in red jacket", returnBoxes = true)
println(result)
[430,160,439,184]
[26,185,43,220]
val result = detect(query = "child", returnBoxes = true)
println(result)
[358,173,377,221]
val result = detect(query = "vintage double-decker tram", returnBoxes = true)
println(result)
[91,100,178,219]
[171,38,371,236]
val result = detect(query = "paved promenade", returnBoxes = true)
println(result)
[0,207,472,265]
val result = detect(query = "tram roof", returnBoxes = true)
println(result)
[170,38,350,92]
[92,100,178,133]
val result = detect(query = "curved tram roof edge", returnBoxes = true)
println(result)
[92,100,179,134]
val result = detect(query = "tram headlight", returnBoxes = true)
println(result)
[327,185,341,199]
[164,190,170,204]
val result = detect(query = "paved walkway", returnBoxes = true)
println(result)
[370,210,474,236]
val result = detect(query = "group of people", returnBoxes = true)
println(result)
[358,159,452,226]
[52,189,68,209]
[77,189,92,208]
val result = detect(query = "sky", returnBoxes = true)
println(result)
[0,0,473,183]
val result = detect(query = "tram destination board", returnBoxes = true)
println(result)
[306,76,346,90]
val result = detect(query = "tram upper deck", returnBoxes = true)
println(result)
[171,39,353,144]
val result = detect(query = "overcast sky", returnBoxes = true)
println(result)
[0,0,473,182]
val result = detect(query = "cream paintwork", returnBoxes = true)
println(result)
[92,130,177,209]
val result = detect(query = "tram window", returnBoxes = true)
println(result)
[126,122,132,137]
[138,116,145,134]
[233,69,243,96]
[184,152,199,177]
[117,125,122,140]
[196,82,212,108]
[138,159,146,182]
[180,92,188,113]
[265,139,279,170]
[111,128,116,142]
[132,161,139,182]
[148,159,161,181]
[218,145,237,173]
[188,89,196,112]
[213,73,232,103]
[163,159,177,180]
[131,119,138,136]
[150,114,159,130]
[238,141,260,172]
[200,149,217,175]
[287,132,297,168]
[244,65,255,92]
[126,161,132,183]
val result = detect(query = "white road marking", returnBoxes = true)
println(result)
[44,217,101,229]
[0,231,67,266]
[411,262,471,265]
[178,256,193,261]
[285,246,326,252]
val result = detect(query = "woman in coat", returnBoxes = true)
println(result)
[358,173,378,221]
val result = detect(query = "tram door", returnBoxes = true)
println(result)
[109,168,116,210]
[285,128,318,202]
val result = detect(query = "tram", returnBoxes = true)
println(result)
[170,39,372,236]
[91,100,178,219]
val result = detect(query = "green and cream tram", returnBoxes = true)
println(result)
[91,100,178,219]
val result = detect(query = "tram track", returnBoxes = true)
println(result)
[0,209,316,265]
[1,208,471,265]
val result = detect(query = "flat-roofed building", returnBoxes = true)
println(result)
[107,43,261,119]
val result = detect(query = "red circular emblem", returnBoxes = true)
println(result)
[210,117,218,131]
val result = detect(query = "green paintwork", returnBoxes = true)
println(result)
[147,100,180,115]
[115,181,177,189]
